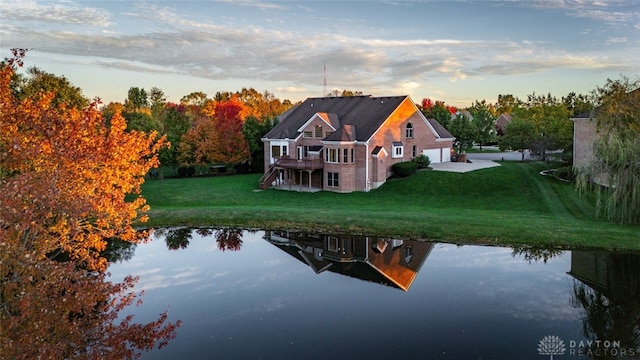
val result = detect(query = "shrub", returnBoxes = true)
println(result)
[411,154,431,169]
[392,161,418,178]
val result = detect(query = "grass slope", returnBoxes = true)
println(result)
[141,162,639,250]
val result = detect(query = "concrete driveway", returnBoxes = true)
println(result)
[466,147,529,161]
[429,147,530,173]
[429,159,501,173]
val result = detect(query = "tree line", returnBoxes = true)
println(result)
[6,64,597,176]
[418,91,594,160]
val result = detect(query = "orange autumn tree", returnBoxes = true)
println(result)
[177,96,250,167]
[1,50,166,271]
[0,49,179,359]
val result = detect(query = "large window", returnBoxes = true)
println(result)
[326,148,339,163]
[327,172,339,187]
[315,125,323,138]
[406,122,414,138]
[271,145,281,158]
[343,148,349,163]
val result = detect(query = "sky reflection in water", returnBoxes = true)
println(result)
[107,229,639,360]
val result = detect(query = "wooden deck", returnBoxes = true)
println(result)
[275,156,324,170]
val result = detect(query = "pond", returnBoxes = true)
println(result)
[107,229,640,359]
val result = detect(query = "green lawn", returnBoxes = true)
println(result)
[141,161,640,250]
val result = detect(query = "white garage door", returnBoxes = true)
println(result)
[441,147,451,162]
[423,148,442,163]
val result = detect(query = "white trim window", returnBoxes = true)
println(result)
[325,148,340,163]
[406,122,414,138]
[327,172,339,187]
[392,141,404,158]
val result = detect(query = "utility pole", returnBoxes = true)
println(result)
[323,61,327,97]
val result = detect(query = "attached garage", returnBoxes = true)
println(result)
[423,147,451,164]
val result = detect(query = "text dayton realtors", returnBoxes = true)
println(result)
[569,339,637,357]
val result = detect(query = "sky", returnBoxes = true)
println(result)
[1,0,638,107]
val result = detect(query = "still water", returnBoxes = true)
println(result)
[107,229,640,359]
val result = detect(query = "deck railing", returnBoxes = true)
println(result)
[274,156,324,170]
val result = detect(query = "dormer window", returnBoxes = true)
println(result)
[406,122,414,138]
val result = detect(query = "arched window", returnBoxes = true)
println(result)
[405,122,414,138]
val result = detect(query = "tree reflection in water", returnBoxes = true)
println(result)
[569,251,640,358]
[1,240,181,360]
[157,227,244,252]
[511,244,565,264]
[156,227,194,250]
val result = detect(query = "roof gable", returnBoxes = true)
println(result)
[297,112,340,133]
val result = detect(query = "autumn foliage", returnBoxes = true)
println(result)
[1,49,179,359]
[177,96,250,166]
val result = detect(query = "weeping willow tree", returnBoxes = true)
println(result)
[576,77,640,225]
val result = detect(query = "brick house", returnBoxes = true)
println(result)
[265,230,434,291]
[260,95,454,192]
[572,112,597,170]
[495,113,512,136]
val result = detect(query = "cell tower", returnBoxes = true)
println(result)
[323,61,327,97]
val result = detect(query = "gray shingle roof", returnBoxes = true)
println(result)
[264,95,407,142]
[427,118,454,139]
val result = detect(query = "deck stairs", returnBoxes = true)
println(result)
[258,164,279,189]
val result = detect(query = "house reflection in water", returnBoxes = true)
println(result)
[568,251,640,351]
[264,231,434,291]
[569,251,640,304]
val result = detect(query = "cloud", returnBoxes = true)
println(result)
[1,0,637,105]
[0,0,112,27]
[525,0,640,25]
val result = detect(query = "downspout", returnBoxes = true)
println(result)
[365,142,370,192]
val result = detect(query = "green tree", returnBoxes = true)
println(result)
[498,117,537,161]
[495,94,521,115]
[158,103,191,170]
[124,86,149,110]
[469,100,496,149]
[576,77,640,225]
[242,115,278,172]
[149,86,167,118]
[449,112,477,153]
[13,66,89,110]
[181,91,208,107]
[123,110,161,133]
[562,91,593,117]
[328,89,364,97]
[514,93,572,161]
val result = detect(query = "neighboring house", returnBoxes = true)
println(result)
[495,113,512,136]
[452,110,473,121]
[260,95,454,192]
[571,111,597,170]
[265,230,434,291]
